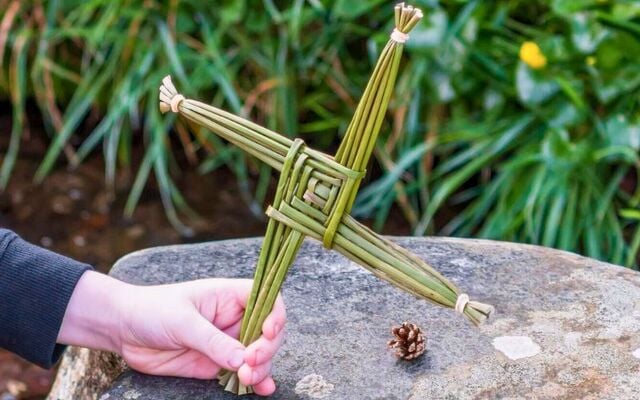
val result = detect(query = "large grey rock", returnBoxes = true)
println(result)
[95,237,640,399]
[47,347,125,400]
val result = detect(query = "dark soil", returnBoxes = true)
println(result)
[0,111,411,399]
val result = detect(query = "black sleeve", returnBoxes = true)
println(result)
[0,229,93,368]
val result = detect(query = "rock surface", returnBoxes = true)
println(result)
[93,237,640,399]
[47,348,125,400]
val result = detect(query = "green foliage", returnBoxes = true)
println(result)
[0,0,639,266]
[356,0,640,267]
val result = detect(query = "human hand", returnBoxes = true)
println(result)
[58,272,286,396]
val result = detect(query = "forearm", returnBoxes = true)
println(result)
[57,271,129,354]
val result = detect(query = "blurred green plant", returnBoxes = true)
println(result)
[0,0,639,266]
[355,0,640,268]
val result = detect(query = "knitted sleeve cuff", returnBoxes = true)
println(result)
[0,229,94,368]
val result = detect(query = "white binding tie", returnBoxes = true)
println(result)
[455,293,470,314]
[170,94,185,113]
[390,28,409,44]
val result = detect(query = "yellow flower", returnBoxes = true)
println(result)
[586,56,596,66]
[519,41,547,69]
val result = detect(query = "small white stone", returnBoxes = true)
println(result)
[123,390,141,400]
[73,235,86,247]
[632,348,640,359]
[492,336,541,360]
[69,188,83,200]
[295,374,334,399]
[450,258,474,268]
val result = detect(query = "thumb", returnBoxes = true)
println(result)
[180,313,246,371]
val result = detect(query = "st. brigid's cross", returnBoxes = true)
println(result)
[160,3,492,394]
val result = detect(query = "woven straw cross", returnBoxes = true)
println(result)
[160,4,492,395]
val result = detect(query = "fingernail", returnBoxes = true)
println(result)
[229,349,244,369]
[273,323,281,335]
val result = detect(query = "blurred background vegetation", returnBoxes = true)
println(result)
[1,0,639,268]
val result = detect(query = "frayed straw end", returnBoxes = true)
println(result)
[456,292,494,325]
[159,75,184,114]
[159,102,171,114]
[393,2,423,39]
[467,301,495,325]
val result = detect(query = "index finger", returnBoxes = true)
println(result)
[262,294,286,340]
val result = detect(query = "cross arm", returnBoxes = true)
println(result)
[160,75,293,171]
[335,4,423,175]
[267,199,493,326]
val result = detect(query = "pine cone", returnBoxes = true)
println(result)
[387,321,425,360]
